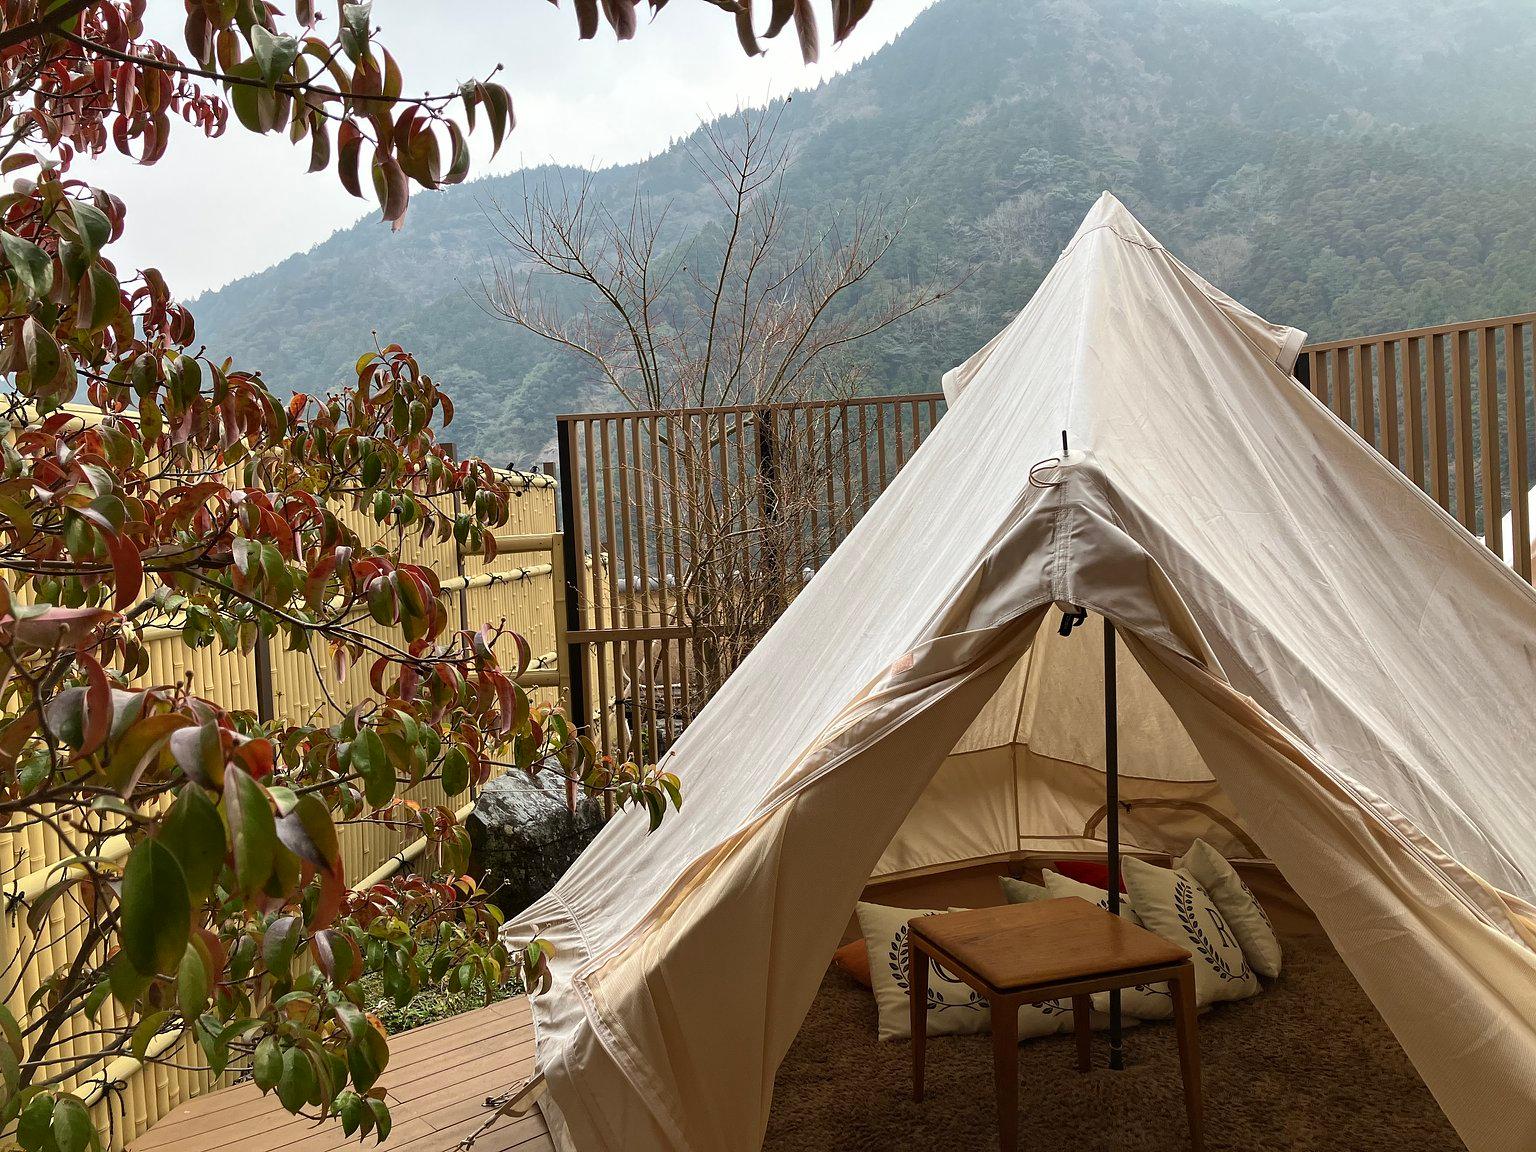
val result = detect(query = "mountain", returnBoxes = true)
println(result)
[191,0,1536,467]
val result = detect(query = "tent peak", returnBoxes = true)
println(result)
[942,194,1307,405]
[1065,191,1162,255]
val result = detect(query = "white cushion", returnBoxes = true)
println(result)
[854,902,1079,1041]
[1040,871,1175,1020]
[998,875,1049,904]
[1175,839,1283,978]
[1120,856,1261,1008]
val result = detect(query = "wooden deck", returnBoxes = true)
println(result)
[131,997,552,1152]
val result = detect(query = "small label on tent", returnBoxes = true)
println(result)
[891,652,915,675]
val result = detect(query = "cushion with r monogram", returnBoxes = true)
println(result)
[1175,838,1283,978]
[1120,856,1261,1008]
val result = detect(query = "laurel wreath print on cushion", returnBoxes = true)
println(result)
[889,921,986,1013]
[1238,875,1275,932]
[1174,876,1252,983]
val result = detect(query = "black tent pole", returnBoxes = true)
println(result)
[1104,616,1124,1071]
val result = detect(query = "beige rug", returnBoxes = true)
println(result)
[765,935,1464,1151]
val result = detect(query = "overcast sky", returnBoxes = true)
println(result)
[83,1,936,299]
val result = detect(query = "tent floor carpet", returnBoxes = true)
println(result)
[765,934,1464,1151]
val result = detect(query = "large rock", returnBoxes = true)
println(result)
[466,772,606,917]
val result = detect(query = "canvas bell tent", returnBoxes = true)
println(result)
[506,194,1536,1152]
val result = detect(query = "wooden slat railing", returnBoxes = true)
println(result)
[556,308,1536,764]
[556,394,945,762]
[1300,312,1536,582]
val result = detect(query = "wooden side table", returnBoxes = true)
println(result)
[907,898,1202,1152]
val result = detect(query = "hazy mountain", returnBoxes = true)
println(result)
[191,0,1536,466]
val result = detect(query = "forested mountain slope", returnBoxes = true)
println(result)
[192,0,1536,465]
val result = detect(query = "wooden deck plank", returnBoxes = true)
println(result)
[136,1000,529,1131]
[384,1111,550,1152]
[274,1039,539,1152]
[132,1013,534,1147]
[146,1034,538,1152]
[144,1033,539,1152]
[413,1066,547,1131]
[383,999,533,1069]
[130,997,547,1152]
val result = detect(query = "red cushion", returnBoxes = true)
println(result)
[832,939,872,987]
[1053,859,1128,893]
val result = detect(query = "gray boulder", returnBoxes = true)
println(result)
[466,772,606,918]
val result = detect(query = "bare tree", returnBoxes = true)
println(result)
[484,105,947,749]
[485,105,941,410]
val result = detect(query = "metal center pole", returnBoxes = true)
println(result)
[1104,616,1124,1071]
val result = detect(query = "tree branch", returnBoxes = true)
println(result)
[0,0,96,51]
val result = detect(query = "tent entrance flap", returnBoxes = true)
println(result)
[873,608,1250,881]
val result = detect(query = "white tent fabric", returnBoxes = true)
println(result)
[1490,481,1536,568]
[507,194,1536,1152]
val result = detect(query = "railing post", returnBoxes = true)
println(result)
[755,406,785,617]
[556,419,590,741]
[550,532,577,810]
[252,631,274,725]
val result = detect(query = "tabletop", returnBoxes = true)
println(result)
[908,897,1190,991]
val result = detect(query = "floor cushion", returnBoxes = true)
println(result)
[832,938,872,987]
[854,901,1079,1042]
[1120,856,1261,1008]
[1052,859,1128,892]
[1040,870,1175,1020]
[998,875,1049,904]
[1175,838,1283,978]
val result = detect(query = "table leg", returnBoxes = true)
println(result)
[991,995,1019,1152]
[1071,995,1092,1072]
[1172,964,1203,1151]
[909,933,928,1103]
